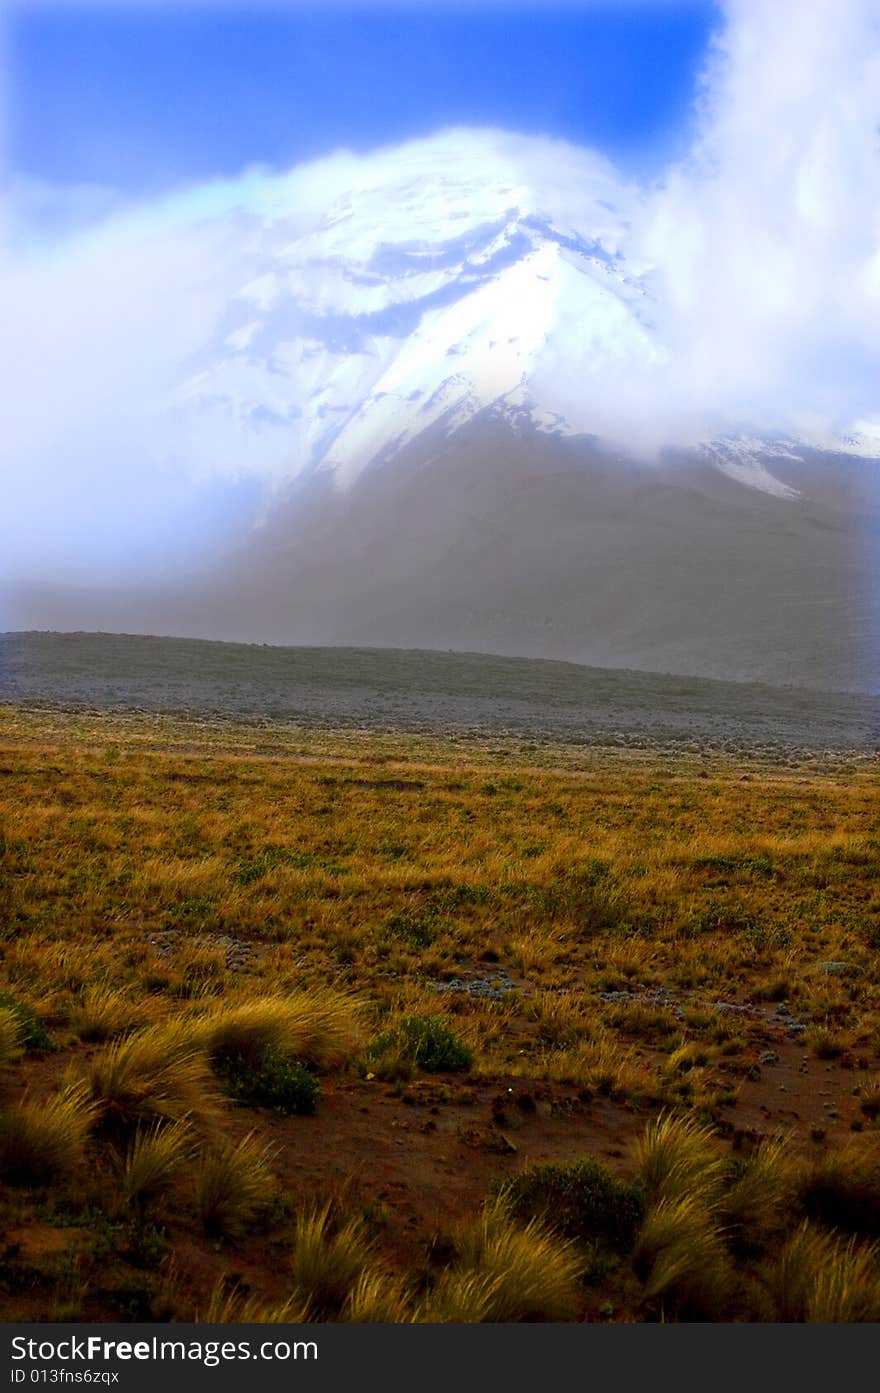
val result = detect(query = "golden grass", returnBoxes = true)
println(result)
[86,1017,216,1127]
[1,705,879,1322]
[193,1130,277,1237]
[0,1007,23,1067]
[632,1111,727,1205]
[341,1268,415,1323]
[119,1118,195,1208]
[201,991,364,1071]
[633,1194,734,1318]
[769,1223,880,1322]
[426,1205,582,1323]
[198,1281,310,1324]
[718,1137,797,1249]
[290,1203,373,1315]
[70,986,152,1043]
[0,1083,99,1182]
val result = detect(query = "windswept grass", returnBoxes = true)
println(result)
[119,1118,195,1209]
[426,1205,582,1323]
[194,1131,277,1237]
[631,1111,726,1205]
[289,1204,373,1315]
[1,703,879,1322]
[87,1018,215,1128]
[769,1223,880,1322]
[198,1282,310,1324]
[0,1007,23,1067]
[633,1194,734,1319]
[202,992,364,1073]
[0,1083,99,1183]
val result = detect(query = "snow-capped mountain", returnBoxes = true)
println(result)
[164,131,877,504]
[12,131,879,692]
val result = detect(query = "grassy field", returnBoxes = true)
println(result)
[1,701,879,1322]
[3,631,879,755]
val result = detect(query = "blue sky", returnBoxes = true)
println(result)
[7,3,720,200]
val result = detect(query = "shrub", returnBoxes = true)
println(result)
[496,1158,644,1255]
[426,1206,581,1322]
[194,1132,277,1238]
[119,1119,195,1208]
[87,1017,215,1128]
[367,1016,472,1076]
[0,1083,98,1183]
[0,991,52,1053]
[215,1044,320,1116]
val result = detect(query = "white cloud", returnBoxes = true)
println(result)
[630,0,880,443]
[2,0,879,590]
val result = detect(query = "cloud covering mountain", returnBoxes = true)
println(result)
[2,0,879,598]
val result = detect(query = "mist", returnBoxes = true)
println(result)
[2,0,879,599]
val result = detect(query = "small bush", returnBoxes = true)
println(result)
[194,1132,277,1238]
[367,1016,472,1075]
[0,1083,98,1183]
[215,1044,320,1116]
[0,992,52,1053]
[497,1158,644,1255]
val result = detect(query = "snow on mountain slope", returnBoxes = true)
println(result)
[163,130,877,500]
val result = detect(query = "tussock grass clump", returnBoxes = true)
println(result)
[367,1015,472,1079]
[858,1080,880,1120]
[341,1268,414,1323]
[70,986,149,1044]
[202,991,364,1073]
[0,1083,98,1183]
[0,1007,23,1067]
[798,1139,880,1237]
[0,991,52,1053]
[718,1137,796,1253]
[199,1281,309,1324]
[632,1111,726,1204]
[87,1017,215,1128]
[290,1204,373,1315]
[194,1131,277,1237]
[768,1223,880,1322]
[426,1206,582,1323]
[633,1194,734,1320]
[119,1119,195,1208]
[496,1157,644,1255]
